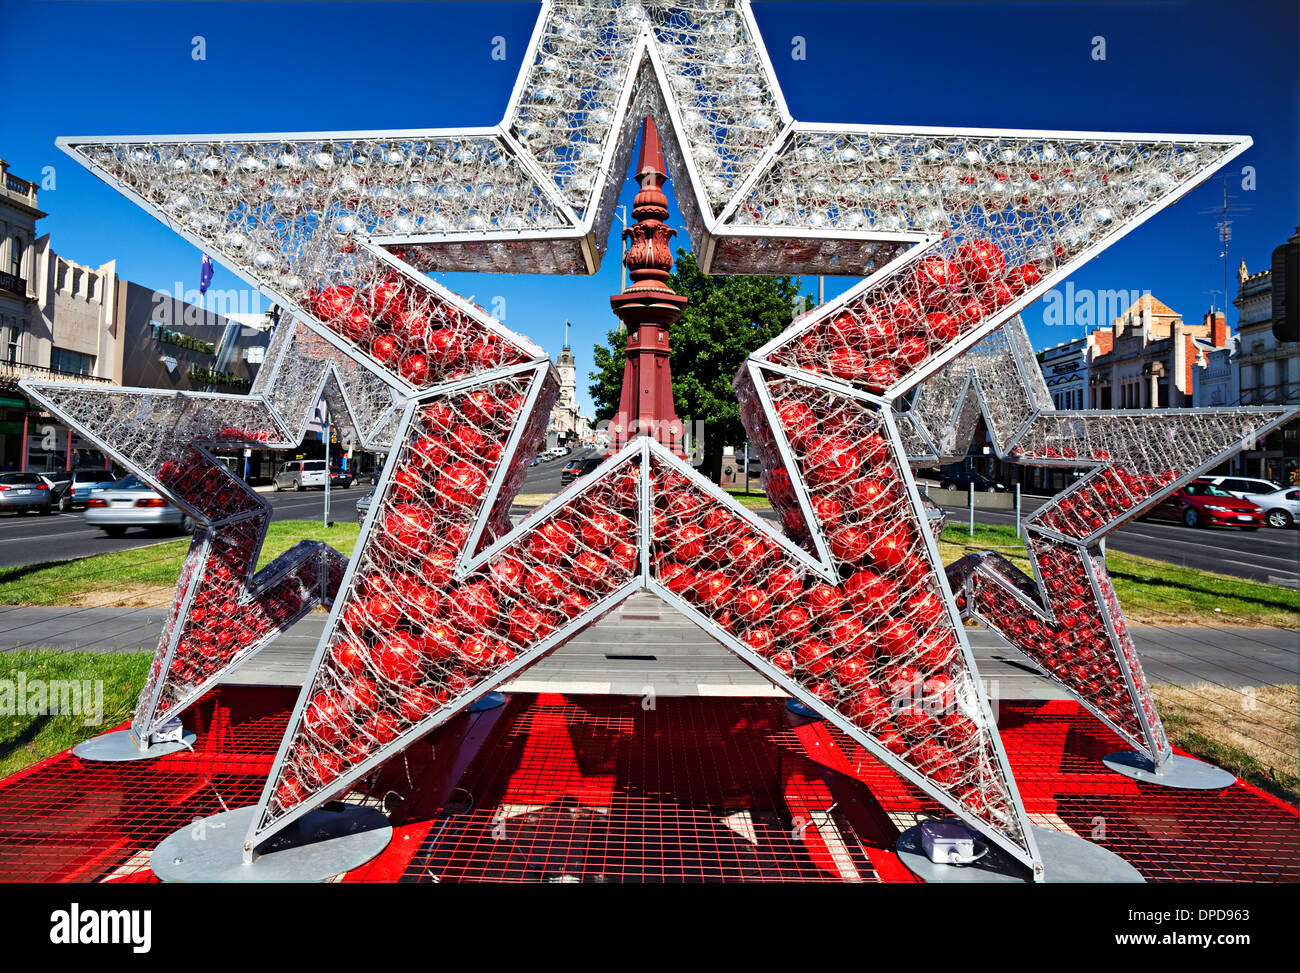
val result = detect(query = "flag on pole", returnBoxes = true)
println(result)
[199,254,214,295]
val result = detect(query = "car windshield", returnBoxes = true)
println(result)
[113,475,146,489]
[1184,483,1232,497]
[0,472,42,485]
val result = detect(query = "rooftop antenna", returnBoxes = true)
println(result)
[1199,175,1253,315]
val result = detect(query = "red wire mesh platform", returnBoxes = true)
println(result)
[0,686,1294,883]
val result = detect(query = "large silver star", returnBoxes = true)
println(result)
[41,0,1261,877]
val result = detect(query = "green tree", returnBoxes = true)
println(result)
[589,248,806,481]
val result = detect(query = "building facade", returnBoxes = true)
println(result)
[1038,337,1088,410]
[1087,294,1227,410]
[1228,257,1297,482]
[546,341,592,446]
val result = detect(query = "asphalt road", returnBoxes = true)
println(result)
[2,458,1294,589]
[0,482,375,569]
[933,494,1299,587]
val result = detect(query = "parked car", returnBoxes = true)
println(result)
[84,474,193,536]
[1199,475,1281,499]
[1145,480,1263,530]
[561,457,602,485]
[0,472,54,515]
[62,468,118,509]
[329,467,354,489]
[939,470,1008,493]
[1238,485,1299,529]
[38,473,73,512]
[273,460,329,491]
[356,488,375,523]
[355,467,383,486]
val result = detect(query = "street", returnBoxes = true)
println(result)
[1,456,1294,589]
[931,494,1299,587]
[0,482,374,568]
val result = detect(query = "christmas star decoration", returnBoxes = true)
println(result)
[905,316,1295,766]
[47,1,1261,877]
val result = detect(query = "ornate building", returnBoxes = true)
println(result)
[546,326,591,445]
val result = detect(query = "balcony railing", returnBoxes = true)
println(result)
[0,360,113,390]
[0,270,25,296]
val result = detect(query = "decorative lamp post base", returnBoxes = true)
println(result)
[896,823,1144,884]
[1102,750,1236,790]
[72,727,197,762]
[151,804,392,882]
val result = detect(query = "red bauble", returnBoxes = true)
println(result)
[915,257,964,304]
[846,477,889,517]
[458,634,493,670]
[834,654,869,687]
[434,462,488,510]
[524,564,565,604]
[489,556,525,591]
[827,612,866,651]
[767,566,802,604]
[797,638,834,675]
[384,504,434,554]
[369,279,406,322]
[420,620,460,662]
[805,583,844,619]
[572,551,609,587]
[868,528,911,571]
[426,328,464,365]
[308,750,343,786]
[406,583,442,623]
[879,620,918,659]
[527,519,578,563]
[1006,263,1043,294]
[579,513,624,551]
[829,525,871,563]
[447,581,499,629]
[695,570,734,608]
[371,333,399,366]
[421,401,456,435]
[373,632,423,685]
[449,423,488,459]
[773,604,812,641]
[331,637,367,676]
[311,285,355,322]
[829,346,867,381]
[745,626,775,655]
[391,466,426,500]
[611,540,638,574]
[956,241,1006,284]
[771,650,795,673]
[925,311,958,343]
[805,436,861,487]
[776,400,816,443]
[399,353,429,385]
[398,685,438,722]
[672,523,707,561]
[410,435,450,472]
[734,586,771,621]
[507,604,556,646]
[303,691,350,745]
[421,546,458,587]
[363,711,402,745]
[340,305,372,343]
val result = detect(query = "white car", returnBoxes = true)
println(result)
[1239,486,1299,529]
[1200,475,1281,499]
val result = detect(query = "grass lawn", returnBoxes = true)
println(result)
[1154,683,1299,805]
[939,522,1298,628]
[0,650,153,778]
[0,520,362,609]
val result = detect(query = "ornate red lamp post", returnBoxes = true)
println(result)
[609,116,687,458]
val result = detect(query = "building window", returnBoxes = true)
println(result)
[51,348,95,376]
[8,237,21,278]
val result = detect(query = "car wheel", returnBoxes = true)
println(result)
[272,480,280,492]
[290,479,300,492]
[1182,507,1200,528]
[103,526,127,538]
[1266,509,1293,529]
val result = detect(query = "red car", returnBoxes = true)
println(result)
[1146,480,1263,530]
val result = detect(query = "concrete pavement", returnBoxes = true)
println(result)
[3,593,1295,701]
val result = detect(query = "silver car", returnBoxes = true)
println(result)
[273,459,329,491]
[0,472,54,515]
[1239,486,1299,529]
[84,474,193,537]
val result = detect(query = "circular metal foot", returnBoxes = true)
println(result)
[1103,751,1236,790]
[151,804,391,882]
[785,698,822,718]
[72,728,196,762]
[896,823,1145,883]
[468,691,506,712]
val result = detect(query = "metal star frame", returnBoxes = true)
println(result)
[905,317,1294,766]
[32,0,1265,878]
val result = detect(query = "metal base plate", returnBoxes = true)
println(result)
[151,804,392,882]
[468,691,507,712]
[896,824,1145,883]
[1103,750,1237,790]
[785,698,822,718]
[72,728,196,762]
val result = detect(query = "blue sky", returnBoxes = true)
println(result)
[1,0,1295,415]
